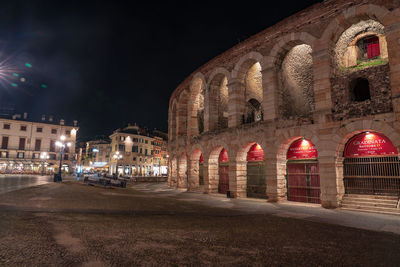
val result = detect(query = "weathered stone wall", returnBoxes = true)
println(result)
[167,0,400,209]
[331,64,392,121]
[279,44,314,119]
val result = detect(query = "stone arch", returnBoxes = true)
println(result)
[177,152,188,189]
[333,120,400,199]
[232,52,264,125]
[269,34,316,120]
[177,90,189,136]
[207,68,231,132]
[275,127,317,200]
[207,146,228,193]
[169,99,178,141]
[188,147,204,191]
[188,73,206,137]
[320,4,392,51]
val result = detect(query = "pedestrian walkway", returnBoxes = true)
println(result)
[132,182,400,235]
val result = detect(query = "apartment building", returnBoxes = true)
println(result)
[109,124,168,176]
[0,113,78,174]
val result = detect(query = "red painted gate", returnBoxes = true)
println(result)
[286,139,321,204]
[199,154,204,186]
[218,149,229,194]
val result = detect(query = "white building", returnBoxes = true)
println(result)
[0,114,78,174]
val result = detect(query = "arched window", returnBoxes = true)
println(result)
[350,78,370,102]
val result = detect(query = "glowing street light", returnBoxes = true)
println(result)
[40,152,49,176]
[113,151,123,177]
[55,135,71,182]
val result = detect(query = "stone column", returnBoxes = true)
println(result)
[318,155,339,208]
[227,79,245,128]
[386,24,400,121]
[203,88,210,133]
[311,47,333,124]
[202,162,209,193]
[187,159,199,191]
[207,161,219,193]
[261,67,278,121]
[177,160,187,189]
[229,160,247,198]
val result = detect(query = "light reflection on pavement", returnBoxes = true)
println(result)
[0,175,75,194]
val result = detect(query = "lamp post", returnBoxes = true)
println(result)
[55,135,71,182]
[40,152,49,176]
[113,151,123,177]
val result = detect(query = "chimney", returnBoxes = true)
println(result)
[73,120,78,127]
[23,112,27,119]
[60,119,65,125]
[49,115,53,122]
[41,115,46,121]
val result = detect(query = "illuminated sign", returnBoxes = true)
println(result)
[92,162,108,167]
[247,143,265,162]
[344,132,398,157]
[219,149,229,163]
[287,138,318,160]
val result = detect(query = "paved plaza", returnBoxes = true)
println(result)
[0,178,399,266]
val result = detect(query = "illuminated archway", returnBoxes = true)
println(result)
[286,138,320,203]
[246,143,266,198]
[343,131,400,196]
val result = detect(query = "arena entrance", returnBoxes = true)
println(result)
[286,138,321,204]
[218,149,229,194]
[199,154,204,186]
[246,144,266,198]
[343,132,400,196]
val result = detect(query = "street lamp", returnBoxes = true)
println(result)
[40,152,49,176]
[113,151,123,177]
[55,135,71,182]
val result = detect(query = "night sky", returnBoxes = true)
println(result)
[0,0,321,141]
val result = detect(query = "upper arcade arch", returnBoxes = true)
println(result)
[188,73,206,137]
[177,90,189,136]
[169,99,178,141]
[231,52,264,125]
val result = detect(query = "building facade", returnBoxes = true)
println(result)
[0,114,78,174]
[109,124,168,176]
[80,139,111,172]
[168,0,400,210]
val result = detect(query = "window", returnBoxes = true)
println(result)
[145,149,148,156]
[120,136,125,141]
[35,139,41,151]
[64,154,69,160]
[140,148,143,154]
[1,137,8,149]
[350,78,371,102]
[50,140,56,152]
[118,144,125,152]
[32,153,40,159]
[132,146,138,153]
[145,140,148,144]
[140,158,142,162]
[3,124,10,130]
[49,153,56,160]
[51,129,57,134]
[65,130,71,136]
[133,138,138,142]
[36,127,43,133]
[17,152,24,158]
[19,138,26,150]
[133,157,136,161]
[357,36,380,60]
[0,151,8,158]
[64,146,69,153]
[20,125,27,131]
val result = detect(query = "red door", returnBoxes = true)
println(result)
[218,164,229,194]
[367,36,380,59]
[287,162,320,204]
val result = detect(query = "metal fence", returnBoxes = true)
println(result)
[343,156,400,195]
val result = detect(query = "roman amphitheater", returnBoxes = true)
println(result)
[167,0,400,212]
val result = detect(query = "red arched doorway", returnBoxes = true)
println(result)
[343,132,400,195]
[218,149,229,194]
[199,154,204,186]
[286,138,320,203]
[247,144,266,198]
